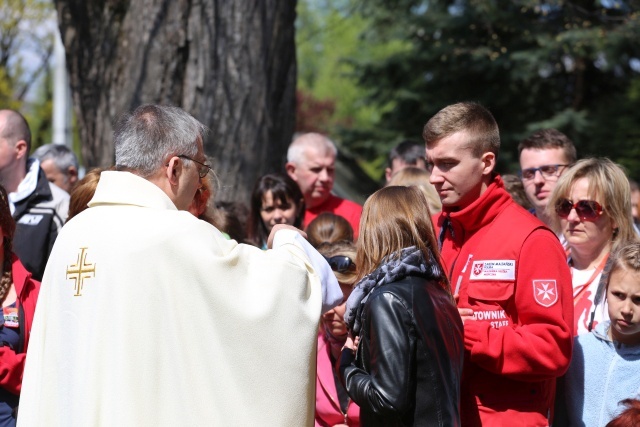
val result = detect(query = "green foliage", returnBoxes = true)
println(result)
[297,0,413,181]
[345,0,640,177]
[0,0,73,156]
[0,0,56,104]
[25,68,53,151]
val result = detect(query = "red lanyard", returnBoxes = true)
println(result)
[570,253,609,304]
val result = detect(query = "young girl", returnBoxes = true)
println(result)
[562,242,640,426]
[339,186,463,427]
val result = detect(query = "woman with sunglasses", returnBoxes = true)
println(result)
[547,158,639,335]
[315,241,360,427]
[340,186,463,427]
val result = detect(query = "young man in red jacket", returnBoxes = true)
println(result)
[424,102,573,427]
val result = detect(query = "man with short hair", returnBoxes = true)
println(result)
[286,132,362,235]
[424,102,573,427]
[518,129,577,228]
[0,110,69,281]
[32,143,80,193]
[384,139,427,183]
[19,105,341,425]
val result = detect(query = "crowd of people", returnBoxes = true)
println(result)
[0,102,638,426]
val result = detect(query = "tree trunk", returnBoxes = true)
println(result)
[55,0,297,202]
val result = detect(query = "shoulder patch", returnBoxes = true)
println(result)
[533,280,558,307]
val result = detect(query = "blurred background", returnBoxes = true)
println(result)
[2,0,639,202]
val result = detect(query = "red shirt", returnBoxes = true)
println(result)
[436,175,573,427]
[304,195,362,238]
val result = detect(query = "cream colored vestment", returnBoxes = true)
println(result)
[18,171,339,426]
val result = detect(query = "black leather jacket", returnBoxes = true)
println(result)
[340,275,464,427]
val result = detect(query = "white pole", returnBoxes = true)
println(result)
[52,30,72,147]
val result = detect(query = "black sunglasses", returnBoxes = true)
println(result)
[555,199,603,220]
[323,255,354,273]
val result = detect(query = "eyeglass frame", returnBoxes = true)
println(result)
[555,198,604,221]
[323,255,355,273]
[519,164,569,181]
[174,154,212,179]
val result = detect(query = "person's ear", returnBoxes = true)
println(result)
[14,140,28,160]
[285,162,297,180]
[480,152,496,176]
[165,156,183,186]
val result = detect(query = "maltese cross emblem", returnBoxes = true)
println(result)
[533,280,558,307]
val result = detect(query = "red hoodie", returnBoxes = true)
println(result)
[0,255,41,395]
[436,175,573,427]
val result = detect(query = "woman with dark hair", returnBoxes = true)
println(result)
[340,186,463,427]
[247,173,305,248]
[0,185,40,426]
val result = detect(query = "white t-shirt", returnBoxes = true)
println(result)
[572,267,609,336]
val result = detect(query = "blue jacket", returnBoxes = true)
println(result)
[562,320,640,426]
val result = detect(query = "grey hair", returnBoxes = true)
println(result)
[32,144,79,173]
[114,105,207,177]
[287,132,337,164]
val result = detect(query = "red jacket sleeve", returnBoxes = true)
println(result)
[462,230,573,381]
[0,347,26,395]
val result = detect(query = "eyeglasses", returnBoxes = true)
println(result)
[176,155,212,179]
[323,255,354,273]
[520,164,568,181]
[555,199,604,220]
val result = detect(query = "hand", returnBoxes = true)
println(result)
[458,307,474,325]
[266,224,308,249]
[342,335,356,353]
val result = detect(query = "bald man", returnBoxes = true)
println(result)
[0,110,69,280]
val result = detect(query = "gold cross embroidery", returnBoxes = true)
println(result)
[66,247,96,296]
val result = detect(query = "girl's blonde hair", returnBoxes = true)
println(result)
[356,186,447,289]
[388,167,442,214]
[316,240,358,286]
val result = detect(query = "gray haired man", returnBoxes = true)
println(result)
[18,104,341,426]
[32,144,80,193]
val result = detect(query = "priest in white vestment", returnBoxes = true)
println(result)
[18,105,342,426]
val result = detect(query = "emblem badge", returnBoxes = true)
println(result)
[533,280,558,307]
[473,264,483,276]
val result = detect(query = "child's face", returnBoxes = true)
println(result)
[607,268,640,345]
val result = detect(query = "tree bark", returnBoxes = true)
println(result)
[55,0,297,202]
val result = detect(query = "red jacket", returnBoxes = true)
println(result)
[304,195,363,238]
[0,255,41,395]
[436,176,573,427]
